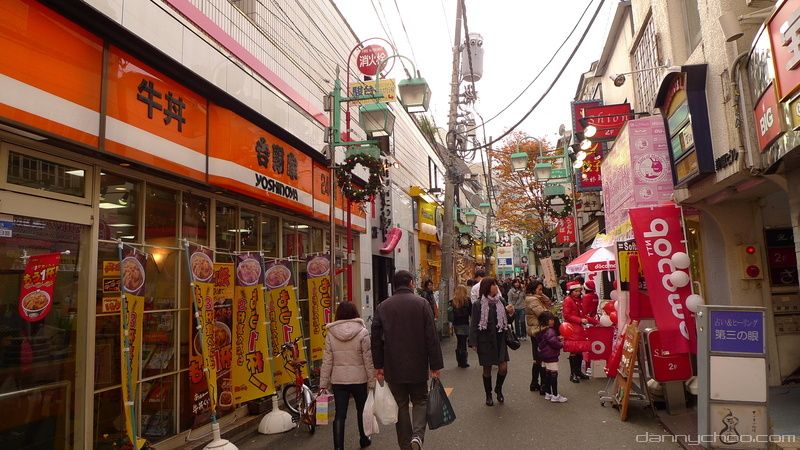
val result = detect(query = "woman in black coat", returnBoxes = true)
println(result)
[469,277,515,406]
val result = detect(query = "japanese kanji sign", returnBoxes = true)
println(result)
[709,310,765,354]
[19,253,60,322]
[356,44,388,76]
[348,79,397,105]
[768,0,800,99]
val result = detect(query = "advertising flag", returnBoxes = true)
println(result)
[307,254,332,362]
[119,248,147,449]
[187,244,219,412]
[266,260,308,385]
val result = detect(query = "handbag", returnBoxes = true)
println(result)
[505,327,521,350]
[426,377,456,429]
[315,393,334,425]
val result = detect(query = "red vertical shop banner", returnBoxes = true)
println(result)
[19,253,60,322]
[629,205,697,355]
[556,217,576,244]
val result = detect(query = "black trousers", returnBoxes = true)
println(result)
[332,383,369,437]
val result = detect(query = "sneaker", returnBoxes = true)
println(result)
[411,436,423,450]
[550,395,568,403]
[544,393,553,401]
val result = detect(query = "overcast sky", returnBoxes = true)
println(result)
[333,0,619,153]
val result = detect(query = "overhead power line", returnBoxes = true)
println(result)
[466,0,594,133]
[392,0,420,69]
[469,0,607,152]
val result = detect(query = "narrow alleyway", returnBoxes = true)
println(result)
[237,337,677,449]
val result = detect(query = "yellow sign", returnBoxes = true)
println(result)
[789,96,800,130]
[102,260,120,277]
[267,262,308,386]
[348,79,396,105]
[120,294,146,450]
[231,282,275,403]
[308,273,333,361]
[193,281,219,412]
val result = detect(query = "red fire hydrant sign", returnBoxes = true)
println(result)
[19,253,61,322]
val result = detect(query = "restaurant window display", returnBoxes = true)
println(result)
[0,216,88,449]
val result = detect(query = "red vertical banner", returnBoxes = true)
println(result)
[629,204,697,354]
[19,253,60,322]
[556,217,576,244]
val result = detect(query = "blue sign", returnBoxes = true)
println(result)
[497,257,512,266]
[709,310,765,354]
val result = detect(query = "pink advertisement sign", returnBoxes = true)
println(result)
[602,116,674,232]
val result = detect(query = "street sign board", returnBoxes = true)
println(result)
[709,310,765,354]
[348,79,396,105]
[356,44,388,76]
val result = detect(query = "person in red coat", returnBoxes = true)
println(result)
[581,280,600,322]
[562,281,597,382]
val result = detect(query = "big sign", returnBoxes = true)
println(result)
[629,204,697,355]
[356,44,388,76]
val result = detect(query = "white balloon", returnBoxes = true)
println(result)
[686,294,704,313]
[613,300,619,311]
[671,252,691,270]
[599,315,613,327]
[669,270,691,288]
[609,290,620,301]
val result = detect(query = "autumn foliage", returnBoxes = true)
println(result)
[490,132,559,253]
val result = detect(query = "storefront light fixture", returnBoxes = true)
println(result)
[462,208,478,225]
[580,139,593,150]
[510,151,528,172]
[358,102,395,137]
[583,124,597,138]
[99,202,126,209]
[398,76,432,113]
[65,169,85,177]
[479,201,492,215]
[534,162,552,181]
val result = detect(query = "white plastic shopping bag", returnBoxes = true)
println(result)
[373,380,398,425]
[362,389,380,436]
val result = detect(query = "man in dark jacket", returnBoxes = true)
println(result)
[372,270,444,450]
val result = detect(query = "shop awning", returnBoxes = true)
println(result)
[566,246,616,274]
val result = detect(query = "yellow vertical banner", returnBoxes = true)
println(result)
[306,254,332,361]
[188,244,219,413]
[266,260,307,386]
[212,263,234,411]
[231,254,275,403]
[119,248,147,449]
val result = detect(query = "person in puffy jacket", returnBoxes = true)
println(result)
[320,301,376,450]
[525,280,556,394]
[535,311,567,403]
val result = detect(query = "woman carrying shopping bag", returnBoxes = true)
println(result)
[320,302,376,449]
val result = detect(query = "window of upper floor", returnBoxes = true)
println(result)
[683,0,702,55]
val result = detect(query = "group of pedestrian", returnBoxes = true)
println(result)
[320,270,442,450]
[318,267,601,449]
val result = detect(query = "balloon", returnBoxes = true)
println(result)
[613,300,619,311]
[559,322,576,339]
[609,311,618,324]
[669,270,691,288]
[612,280,619,289]
[671,252,691,270]
[686,294,704,313]
[602,301,616,314]
[610,290,620,301]
[599,314,613,327]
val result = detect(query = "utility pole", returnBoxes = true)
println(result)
[438,0,464,334]
[484,137,494,264]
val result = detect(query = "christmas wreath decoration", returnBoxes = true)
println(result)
[337,153,384,203]
[545,194,574,219]
[457,233,474,249]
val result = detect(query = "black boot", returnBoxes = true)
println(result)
[495,373,506,403]
[455,350,462,367]
[483,375,494,406]
[530,362,541,392]
[461,350,470,368]
[360,435,372,448]
[333,419,345,450]
[569,355,581,383]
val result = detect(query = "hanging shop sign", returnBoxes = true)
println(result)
[119,248,147,450]
[105,46,208,182]
[629,204,696,355]
[307,254,333,362]
[615,240,645,291]
[601,116,675,234]
[348,79,396,104]
[654,65,715,186]
[231,253,275,405]
[418,200,439,243]
[556,216,576,244]
[266,260,308,386]
[0,0,103,147]
[570,99,603,136]
[768,0,800,101]
[19,252,60,322]
[755,83,785,152]
[749,26,786,153]
[575,140,605,192]
[644,329,693,382]
[582,103,633,142]
[765,228,799,286]
[187,245,219,414]
[356,44,389,76]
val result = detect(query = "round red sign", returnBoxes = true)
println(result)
[356,44,388,76]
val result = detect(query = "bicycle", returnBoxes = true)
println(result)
[280,337,316,434]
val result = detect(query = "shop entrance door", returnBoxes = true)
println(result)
[0,214,91,449]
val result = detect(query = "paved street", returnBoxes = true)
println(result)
[237,337,678,449]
